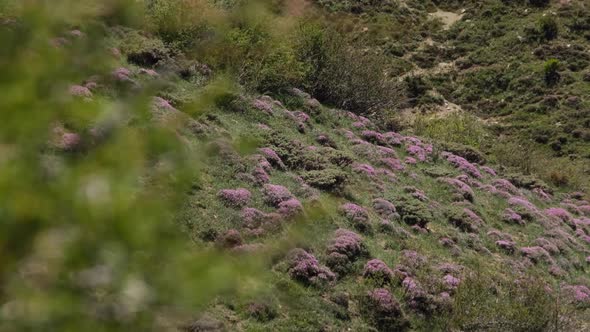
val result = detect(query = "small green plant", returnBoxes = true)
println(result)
[544,59,561,85]
[539,16,559,41]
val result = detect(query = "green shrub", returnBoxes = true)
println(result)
[539,16,559,41]
[301,168,348,191]
[544,59,561,85]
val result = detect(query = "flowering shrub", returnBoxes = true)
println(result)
[545,208,572,222]
[361,130,387,145]
[502,208,524,225]
[373,199,398,221]
[447,207,483,233]
[262,184,294,207]
[277,198,304,217]
[404,157,417,165]
[495,240,516,254]
[352,163,376,177]
[492,179,520,195]
[520,246,554,265]
[363,259,394,285]
[339,203,370,232]
[508,196,540,220]
[442,274,461,291]
[217,188,252,207]
[326,229,366,275]
[362,288,408,331]
[440,177,474,202]
[69,84,93,98]
[380,158,405,171]
[251,166,270,185]
[399,250,427,270]
[112,67,132,81]
[441,152,482,178]
[287,248,335,287]
[562,285,590,306]
[384,132,403,146]
[252,98,275,115]
[258,148,286,170]
[406,145,428,162]
[534,238,560,255]
[480,166,497,176]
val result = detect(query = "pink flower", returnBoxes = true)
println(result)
[502,208,524,225]
[380,158,405,171]
[69,84,92,98]
[262,184,294,207]
[495,240,516,254]
[442,274,461,290]
[252,99,274,114]
[352,163,376,176]
[363,259,394,283]
[287,248,335,286]
[112,67,132,81]
[404,157,417,165]
[258,148,286,170]
[480,166,497,176]
[277,198,303,217]
[441,152,482,178]
[545,208,572,222]
[217,189,252,207]
[327,229,364,260]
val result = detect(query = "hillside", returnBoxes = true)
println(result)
[1,0,590,331]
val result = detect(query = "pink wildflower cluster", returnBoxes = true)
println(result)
[442,274,461,291]
[545,207,572,222]
[404,157,417,165]
[153,97,177,112]
[380,158,405,171]
[365,288,405,325]
[440,177,474,202]
[112,67,132,81]
[217,188,252,207]
[361,130,387,145]
[69,84,93,98]
[277,198,303,217]
[562,285,590,305]
[495,240,516,254]
[534,238,560,255]
[327,229,364,261]
[262,184,294,207]
[287,248,335,286]
[480,166,497,176]
[520,246,554,265]
[352,163,377,177]
[492,179,520,195]
[502,208,524,225]
[363,259,394,284]
[533,187,552,201]
[139,68,159,77]
[441,152,482,178]
[399,250,427,270]
[252,98,275,115]
[240,207,281,236]
[258,148,286,170]
[508,196,540,217]
[340,203,370,232]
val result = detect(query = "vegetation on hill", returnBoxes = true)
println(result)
[0,0,589,331]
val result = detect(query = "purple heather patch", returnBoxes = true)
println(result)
[502,208,524,225]
[257,147,286,170]
[442,274,461,290]
[277,198,303,217]
[216,229,243,248]
[380,158,405,171]
[352,163,377,177]
[327,229,364,260]
[562,285,590,305]
[363,259,394,283]
[545,208,572,222]
[492,179,520,195]
[405,157,417,165]
[441,177,474,202]
[287,248,335,286]
[495,240,516,254]
[533,188,552,201]
[509,196,540,215]
[340,203,370,231]
[366,288,403,317]
[361,130,387,145]
[520,246,553,264]
[406,145,428,162]
[262,184,294,207]
[69,84,92,98]
[441,152,482,178]
[112,67,132,81]
[252,98,274,114]
[217,188,252,207]
[480,166,497,176]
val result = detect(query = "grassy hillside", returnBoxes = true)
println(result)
[1,0,589,331]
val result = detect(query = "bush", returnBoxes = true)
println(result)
[544,59,561,85]
[301,168,348,191]
[295,22,401,113]
[539,16,559,41]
